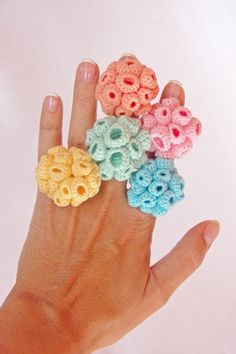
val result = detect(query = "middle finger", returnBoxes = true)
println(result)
[68,59,99,149]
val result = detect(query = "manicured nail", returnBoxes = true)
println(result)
[120,53,136,59]
[78,59,97,82]
[203,220,220,248]
[45,93,59,112]
[163,80,184,101]
[168,80,183,87]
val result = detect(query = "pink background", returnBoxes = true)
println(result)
[0,0,236,353]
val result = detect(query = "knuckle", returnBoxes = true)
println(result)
[68,136,86,149]
[187,246,205,270]
[149,271,171,308]
[74,89,95,107]
[40,117,60,133]
[157,283,171,307]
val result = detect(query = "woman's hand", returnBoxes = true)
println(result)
[0,57,220,354]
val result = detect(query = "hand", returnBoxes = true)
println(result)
[0,57,220,354]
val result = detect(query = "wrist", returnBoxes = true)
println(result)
[0,286,90,354]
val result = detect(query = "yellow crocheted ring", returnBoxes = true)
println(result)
[36,146,101,207]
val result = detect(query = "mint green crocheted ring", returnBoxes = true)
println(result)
[127,158,185,217]
[86,116,151,181]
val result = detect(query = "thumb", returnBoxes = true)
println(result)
[144,220,220,310]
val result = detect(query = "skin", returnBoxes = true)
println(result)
[0,56,220,354]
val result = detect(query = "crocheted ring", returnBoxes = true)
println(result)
[86,116,151,181]
[95,57,159,117]
[127,158,185,217]
[141,97,202,158]
[36,146,101,207]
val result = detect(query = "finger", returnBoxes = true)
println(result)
[144,220,220,309]
[38,93,63,159]
[120,52,137,58]
[104,54,139,194]
[160,80,185,105]
[68,59,99,149]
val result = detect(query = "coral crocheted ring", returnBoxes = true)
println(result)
[95,57,159,117]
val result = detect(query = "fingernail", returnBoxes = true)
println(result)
[168,80,183,88]
[120,53,136,60]
[163,80,184,101]
[203,220,220,248]
[78,59,97,82]
[44,93,59,112]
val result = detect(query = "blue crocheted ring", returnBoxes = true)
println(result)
[127,158,185,217]
[86,116,151,181]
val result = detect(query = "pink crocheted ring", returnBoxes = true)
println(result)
[141,97,202,158]
[95,57,159,117]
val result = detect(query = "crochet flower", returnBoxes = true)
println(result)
[36,146,101,207]
[141,97,202,158]
[86,116,151,181]
[95,57,159,117]
[127,158,185,217]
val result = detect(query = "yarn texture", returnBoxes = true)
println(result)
[36,146,101,207]
[141,97,202,158]
[86,116,151,181]
[127,158,185,217]
[95,57,159,117]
